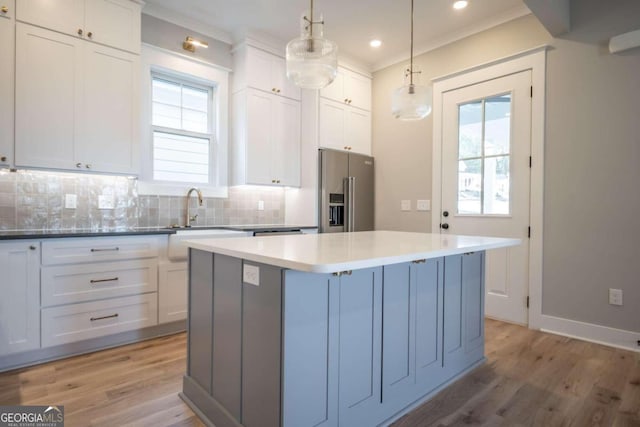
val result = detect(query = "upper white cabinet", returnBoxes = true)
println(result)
[0,241,40,356]
[0,0,14,167]
[320,67,371,111]
[232,89,301,187]
[15,23,140,174]
[319,98,372,156]
[16,0,141,54]
[233,45,301,101]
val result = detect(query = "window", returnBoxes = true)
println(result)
[457,93,512,215]
[151,75,213,184]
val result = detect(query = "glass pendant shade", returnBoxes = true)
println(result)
[392,83,432,120]
[286,12,338,89]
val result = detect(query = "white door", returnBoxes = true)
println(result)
[273,96,301,186]
[246,89,275,185]
[440,71,531,325]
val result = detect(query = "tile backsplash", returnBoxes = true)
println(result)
[0,169,285,231]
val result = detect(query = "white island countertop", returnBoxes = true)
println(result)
[184,231,520,273]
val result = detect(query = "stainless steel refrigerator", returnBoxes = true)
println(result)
[319,149,374,233]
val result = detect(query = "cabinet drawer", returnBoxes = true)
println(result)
[42,259,158,307]
[41,293,158,347]
[42,236,159,265]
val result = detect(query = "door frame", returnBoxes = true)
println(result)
[431,46,547,329]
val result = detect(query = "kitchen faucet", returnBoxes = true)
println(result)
[185,187,203,227]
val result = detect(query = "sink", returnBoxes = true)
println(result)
[168,229,251,261]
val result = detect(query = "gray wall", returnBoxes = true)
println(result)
[372,1,640,333]
[141,14,232,69]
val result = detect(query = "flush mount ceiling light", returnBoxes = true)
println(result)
[183,36,208,52]
[391,0,432,120]
[453,0,469,10]
[370,39,382,48]
[286,0,338,89]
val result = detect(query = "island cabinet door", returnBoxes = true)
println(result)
[443,252,485,376]
[282,271,340,427]
[338,266,383,427]
[381,259,444,410]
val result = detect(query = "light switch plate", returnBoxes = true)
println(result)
[609,288,623,306]
[401,200,411,211]
[64,194,77,209]
[243,264,260,286]
[417,200,431,211]
[258,200,265,211]
[98,195,115,210]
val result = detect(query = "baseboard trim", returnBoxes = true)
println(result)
[0,320,186,373]
[540,314,640,353]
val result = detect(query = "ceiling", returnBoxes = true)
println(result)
[143,0,532,71]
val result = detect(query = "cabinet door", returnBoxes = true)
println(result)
[346,108,372,155]
[246,47,276,94]
[271,55,301,101]
[319,98,347,151]
[245,90,275,185]
[158,262,188,323]
[84,0,141,53]
[344,70,371,111]
[0,241,40,356]
[16,0,84,37]
[443,252,485,375]
[320,69,345,103]
[79,41,139,174]
[338,267,383,427]
[15,24,82,170]
[0,7,14,167]
[283,271,339,427]
[273,97,301,186]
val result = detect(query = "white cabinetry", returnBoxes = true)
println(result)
[16,0,141,54]
[15,23,139,174]
[158,262,188,323]
[40,236,160,347]
[0,241,40,356]
[233,45,300,101]
[318,67,372,155]
[0,0,14,167]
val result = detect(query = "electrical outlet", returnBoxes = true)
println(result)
[417,200,431,211]
[258,200,265,211]
[64,194,77,209]
[243,264,260,286]
[401,200,411,211]
[98,195,115,210]
[609,288,623,306]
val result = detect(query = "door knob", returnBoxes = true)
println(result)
[441,223,449,230]
[1,6,8,13]
[443,211,449,217]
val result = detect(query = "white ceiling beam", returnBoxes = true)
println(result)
[523,0,570,36]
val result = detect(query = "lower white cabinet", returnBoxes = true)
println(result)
[319,97,371,156]
[0,241,40,356]
[41,293,158,347]
[158,261,188,323]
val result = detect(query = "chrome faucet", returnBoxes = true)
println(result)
[185,187,203,227]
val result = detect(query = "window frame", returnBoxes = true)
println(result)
[139,44,229,197]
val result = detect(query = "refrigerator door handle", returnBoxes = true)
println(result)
[345,176,355,232]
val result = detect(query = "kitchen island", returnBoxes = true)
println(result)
[180,231,519,427]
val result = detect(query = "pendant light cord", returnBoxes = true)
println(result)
[409,0,414,86]
[310,0,314,37]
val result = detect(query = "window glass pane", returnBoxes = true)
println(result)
[153,131,209,183]
[485,94,511,156]
[182,108,209,133]
[484,156,510,214]
[152,102,181,128]
[152,79,181,107]
[183,86,209,112]
[458,159,481,214]
[458,101,483,159]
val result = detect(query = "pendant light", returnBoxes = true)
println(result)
[391,0,432,120]
[286,0,338,89]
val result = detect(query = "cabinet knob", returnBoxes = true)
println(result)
[76,162,83,168]
[276,179,280,183]
[441,223,449,230]
[276,89,281,93]
[272,88,276,92]
[87,31,93,38]
[348,99,352,104]
[271,179,276,183]
[1,6,8,13]
[29,245,37,251]
[77,28,83,36]
[0,155,7,163]
[85,164,92,169]
[344,98,349,103]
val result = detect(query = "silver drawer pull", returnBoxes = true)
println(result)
[90,247,120,252]
[90,313,118,322]
[412,259,426,264]
[332,270,353,277]
[90,277,119,284]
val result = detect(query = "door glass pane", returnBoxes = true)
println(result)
[484,156,509,214]
[458,101,482,158]
[458,159,481,214]
[485,95,511,156]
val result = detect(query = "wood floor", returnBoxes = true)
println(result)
[0,319,638,427]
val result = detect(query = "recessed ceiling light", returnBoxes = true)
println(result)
[453,0,468,10]
[370,39,382,48]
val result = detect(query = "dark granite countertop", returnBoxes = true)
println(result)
[0,225,318,240]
